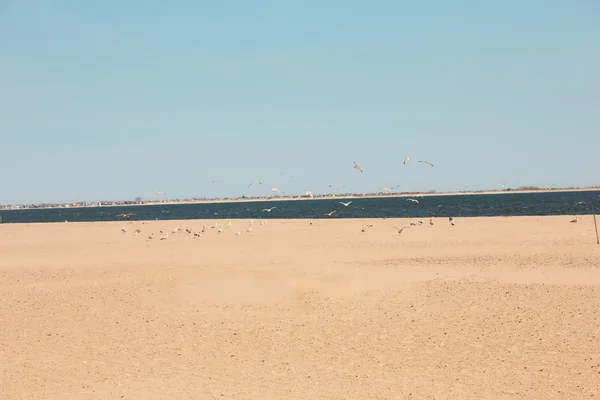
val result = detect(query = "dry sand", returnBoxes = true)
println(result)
[1,216,599,399]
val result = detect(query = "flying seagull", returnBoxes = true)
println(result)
[393,226,410,235]
[419,160,434,167]
[270,188,281,193]
[323,210,337,216]
[353,161,363,173]
[403,157,411,164]
[339,201,352,207]
[248,181,262,188]
[406,198,419,203]
[261,207,276,212]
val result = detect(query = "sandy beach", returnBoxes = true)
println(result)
[1,216,599,399]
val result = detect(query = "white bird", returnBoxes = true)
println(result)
[156,191,166,195]
[262,207,276,212]
[121,226,126,233]
[403,157,411,164]
[305,191,314,198]
[160,233,169,240]
[133,228,141,235]
[339,201,352,207]
[429,218,434,226]
[226,221,232,227]
[323,210,337,216]
[217,227,223,233]
[248,181,262,188]
[570,217,580,223]
[353,161,363,173]
[406,198,419,203]
[211,222,218,228]
[246,226,253,233]
[271,188,281,193]
[419,160,434,167]
[235,231,241,236]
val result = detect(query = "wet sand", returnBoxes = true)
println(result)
[1,216,599,399]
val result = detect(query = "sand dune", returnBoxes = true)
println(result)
[1,216,599,399]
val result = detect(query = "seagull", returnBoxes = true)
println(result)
[429,218,434,226]
[353,161,363,173]
[329,185,346,191]
[570,217,580,223]
[262,207,276,212]
[403,157,411,164]
[406,198,419,203]
[148,233,154,240]
[270,188,281,193]
[156,191,166,195]
[248,181,262,188]
[160,233,169,240]
[133,228,142,235]
[339,201,352,207]
[117,213,136,219]
[419,160,434,167]
[323,210,337,216]
[393,226,410,235]
[235,231,241,236]
[305,191,314,198]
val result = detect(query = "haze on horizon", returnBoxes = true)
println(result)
[1,1,599,205]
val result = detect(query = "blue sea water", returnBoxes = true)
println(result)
[1,191,599,224]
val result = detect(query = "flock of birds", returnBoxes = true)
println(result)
[153,158,436,200]
[121,218,270,240]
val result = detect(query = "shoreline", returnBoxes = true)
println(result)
[2,187,599,211]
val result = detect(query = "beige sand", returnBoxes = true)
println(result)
[1,216,599,399]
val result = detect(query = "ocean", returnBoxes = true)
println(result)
[1,190,599,224]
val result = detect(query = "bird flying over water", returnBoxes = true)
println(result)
[339,201,352,207]
[353,161,363,173]
[419,160,434,167]
[261,207,276,212]
[406,198,419,203]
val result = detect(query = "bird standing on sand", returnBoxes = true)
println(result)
[121,226,126,233]
[570,217,580,223]
[353,161,363,173]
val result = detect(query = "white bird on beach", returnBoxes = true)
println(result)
[262,207,276,212]
[339,201,352,207]
[235,231,241,236]
[161,233,169,240]
[406,198,419,204]
[570,217,580,223]
[121,226,126,233]
[429,218,434,226]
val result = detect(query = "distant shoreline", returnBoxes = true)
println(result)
[3,186,599,211]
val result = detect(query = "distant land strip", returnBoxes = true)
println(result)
[2,186,600,211]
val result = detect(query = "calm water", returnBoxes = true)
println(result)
[1,191,599,224]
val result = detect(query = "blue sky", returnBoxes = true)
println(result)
[1,1,599,204]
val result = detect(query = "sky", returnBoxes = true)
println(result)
[1,1,599,204]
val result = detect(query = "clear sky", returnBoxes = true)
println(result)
[1,1,599,204]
